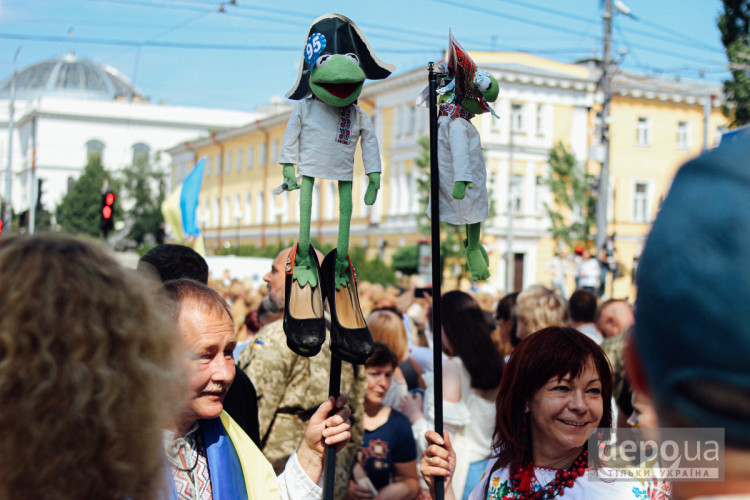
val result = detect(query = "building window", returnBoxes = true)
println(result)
[535,104,544,136]
[534,174,545,213]
[417,106,426,135]
[233,194,241,225]
[325,181,336,220]
[244,193,252,225]
[225,152,232,174]
[248,146,254,169]
[511,103,524,133]
[272,139,279,163]
[312,183,321,222]
[389,164,399,215]
[213,198,220,228]
[411,172,420,213]
[256,191,264,225]
[204,200,210,228]
[176,162,187,184]
[396,105,404,137]
[216,154,223,175]
[632,180,651,223]
[407,105,416,135]
[280,191,290,223]
[86,139,105,161]
[636,117,651,147]
[510,173,523,212]
[405,172,414,215]
[291,190,299,222]
[491,112,501,134]
[677,121,690,150]
[260,143,267,166]
[236,149,243,172]
[206,157,212,177]
[132,142,150,163]
[489,172,498,209]
[222,196,230,226]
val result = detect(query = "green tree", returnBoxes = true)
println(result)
[119,154,166,245]
[56,153,111,237]
[718,0,750,126]
[349,246,397,286]
[544,141,597,251]
[391,244,419,275]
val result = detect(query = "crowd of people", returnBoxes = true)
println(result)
[1,138,749,500]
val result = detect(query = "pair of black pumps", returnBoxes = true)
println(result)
[283,243,374,365]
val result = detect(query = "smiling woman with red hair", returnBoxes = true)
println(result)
[420,327,641,499]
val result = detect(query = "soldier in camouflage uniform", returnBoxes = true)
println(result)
[237,248,366,500]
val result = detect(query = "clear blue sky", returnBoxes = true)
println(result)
[0,0,729,112]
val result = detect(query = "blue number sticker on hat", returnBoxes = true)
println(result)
[304,33,326,70]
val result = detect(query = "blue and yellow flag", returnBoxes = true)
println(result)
[161,158,206,256]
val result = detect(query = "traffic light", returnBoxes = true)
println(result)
[100,191,116,237]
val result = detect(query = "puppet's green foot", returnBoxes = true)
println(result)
[464,238,489,265]
[464,242,491,281]
[293,253,318,288]
[466,251,490,281]
[334,256,351,290]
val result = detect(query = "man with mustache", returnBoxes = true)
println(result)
[164,278,352,499]
[138,243,261,445]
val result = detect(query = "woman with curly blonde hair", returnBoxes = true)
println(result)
[514,284,568,340]
[0,234,180,500]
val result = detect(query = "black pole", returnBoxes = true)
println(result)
[427,61,444,500]
[322,354,342,500]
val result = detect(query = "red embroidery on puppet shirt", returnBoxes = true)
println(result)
[336,106,353,145]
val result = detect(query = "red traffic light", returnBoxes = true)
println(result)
[105,192,116,205]
[102,206,113,219]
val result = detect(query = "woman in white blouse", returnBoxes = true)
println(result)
[400,291,504,500]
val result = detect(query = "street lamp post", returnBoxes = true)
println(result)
[505,125,516,294]
[4,47,21,233]
[595,0,613,252]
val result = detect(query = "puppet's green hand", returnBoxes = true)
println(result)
[282,163,300,191]
[452,181,473,199]
[364,172,380,205]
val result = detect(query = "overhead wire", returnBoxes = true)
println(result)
[428,0,726,71]
[8,0,731,79]
[0,32,436,53]
[487,0,723,54]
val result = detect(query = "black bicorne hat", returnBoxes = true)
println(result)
[286,13,395,101]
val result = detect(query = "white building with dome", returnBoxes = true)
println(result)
[0,52,264,221]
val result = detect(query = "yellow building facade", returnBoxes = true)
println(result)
[594,71,725,299]
[168,52,726,298]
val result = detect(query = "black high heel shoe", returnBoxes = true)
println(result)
[283,243,325,357]
[320,249,373,365]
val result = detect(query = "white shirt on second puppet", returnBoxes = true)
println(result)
[427,115,489,225]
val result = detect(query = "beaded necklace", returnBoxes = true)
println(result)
[509,449,588,500]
